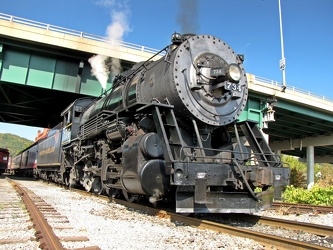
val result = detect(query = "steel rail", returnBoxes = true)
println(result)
[273,201,333,214]
[8,179,65,250]
[220,213,333,237]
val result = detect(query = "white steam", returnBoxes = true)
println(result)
[106,11,130,77]
[88,55,109,89]
[89,1,131,89]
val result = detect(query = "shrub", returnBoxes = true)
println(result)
[289,167,307,188]
[281,155,307,188]
[315,163,333,187]
[283,184,333,206]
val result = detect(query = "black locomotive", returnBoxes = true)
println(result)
[11,33,290,213]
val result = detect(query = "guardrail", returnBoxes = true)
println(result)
[0,12,161,55]
[252,75,333,103]
[1,12,332,103]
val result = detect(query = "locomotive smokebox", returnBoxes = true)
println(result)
[138,34,248,127]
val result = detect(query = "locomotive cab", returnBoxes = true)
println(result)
[61,97,96,145]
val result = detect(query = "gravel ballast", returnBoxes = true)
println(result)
[1,178,333,249]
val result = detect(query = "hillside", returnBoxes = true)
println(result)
[0,133,34,156]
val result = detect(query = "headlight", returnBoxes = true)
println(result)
[226,64,242,82]
[175,169,184,180]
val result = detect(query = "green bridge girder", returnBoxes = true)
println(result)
[275,98,333,122]
[0,40,112,96]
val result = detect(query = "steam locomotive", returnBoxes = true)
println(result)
[10,33,290,213]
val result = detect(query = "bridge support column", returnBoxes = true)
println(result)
[306,145,314,189]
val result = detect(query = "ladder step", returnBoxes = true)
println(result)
[169,142,182,145]
[240,121,277,168]
[152,104,185,162]
[163,124,176,127]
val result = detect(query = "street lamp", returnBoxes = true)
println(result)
[278,0,286,92]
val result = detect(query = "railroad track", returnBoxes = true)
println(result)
[218,213,333,237]
[0,176,100,250]
[272,201,333,214]
[75,188,332,250]
[4,176,332,249]
[110,199,332,250]
[45,181,333,249]
[0,177,39,249]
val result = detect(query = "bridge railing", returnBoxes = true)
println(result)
[0,12,161,55]
[252,75,333,103]
[1,12,332,103]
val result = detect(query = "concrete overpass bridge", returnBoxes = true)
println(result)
[1,13,332,187]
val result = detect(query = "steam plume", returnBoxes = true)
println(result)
[88,55,109,89]
[177,0,199,34]
[89,0,131,89]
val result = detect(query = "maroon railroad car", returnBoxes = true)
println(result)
[0,148,9,174]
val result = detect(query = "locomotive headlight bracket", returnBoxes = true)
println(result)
[274,174,282,181]
[226,63,242,82]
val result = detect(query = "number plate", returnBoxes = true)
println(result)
[224,82,242,92]
[210,68,224,77]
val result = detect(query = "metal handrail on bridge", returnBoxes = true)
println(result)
[1,12,332,103]
[0,12,161,55]
[250,75,333,103]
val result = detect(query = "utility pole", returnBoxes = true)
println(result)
[278,0,286,92]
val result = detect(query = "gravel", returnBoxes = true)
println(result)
[21,180,264,250]
[1,177,333,249]
[0,178,40,250]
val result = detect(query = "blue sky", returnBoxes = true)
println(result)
[0,0,333,141]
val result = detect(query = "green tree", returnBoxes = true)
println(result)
[0,133,34,156]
